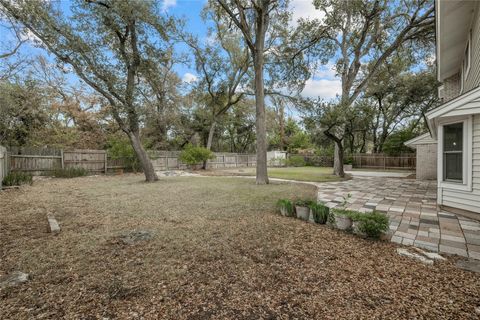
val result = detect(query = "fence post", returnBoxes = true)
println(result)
[60,149,64,169]
[383,156,386,170]
[104,152,107,174]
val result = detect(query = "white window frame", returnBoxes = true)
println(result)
[437,116,473,192]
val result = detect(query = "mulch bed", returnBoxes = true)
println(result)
[0,175,479,319]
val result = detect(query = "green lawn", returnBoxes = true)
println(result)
[213,166,344,182]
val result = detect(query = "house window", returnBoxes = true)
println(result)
[443,122,463,182]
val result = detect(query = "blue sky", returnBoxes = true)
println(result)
[169,0,341,99]
[0,0,341,100]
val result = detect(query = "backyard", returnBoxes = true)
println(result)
[1,175,479,319]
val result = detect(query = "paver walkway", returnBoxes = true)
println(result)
[316,177,480,260]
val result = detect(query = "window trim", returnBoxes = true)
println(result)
[437,116,473,192]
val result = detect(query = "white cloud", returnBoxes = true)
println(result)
[313,63,337,80]
[301,78,341,100]
[290,0,325,25]
[162,0,176,11]
[182,72,198,83]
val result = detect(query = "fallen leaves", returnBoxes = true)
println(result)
[0,175,479,319]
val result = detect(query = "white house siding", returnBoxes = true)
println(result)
[464,2,480,92]
[441,114,480,213]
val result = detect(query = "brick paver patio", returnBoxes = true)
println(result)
[316,177,480,260]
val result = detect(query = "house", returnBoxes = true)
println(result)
[407,0,480,215]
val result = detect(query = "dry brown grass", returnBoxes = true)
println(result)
[0,174,479,319]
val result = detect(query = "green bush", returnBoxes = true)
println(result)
[330,209,389,238]
[309,202,329,224]
[286,155,306,167]
[294,199,315,207]
[106,135,141,172]
[2,172,33,186]
[276,199,294,216]
[328,208,357,225]
[353,211,389,239]
[343,155,353,165]
[51,167,88,178]
[179,145,215,167]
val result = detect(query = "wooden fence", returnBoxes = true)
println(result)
[289,153,415,170]
[63,150,107,173]
[352,153,416,170]
[0,146,7,188]
[0,147,415,176]
[2,147,257,175]
[148,151,256,171]
[7,147,107,175]
[292,154,334,167]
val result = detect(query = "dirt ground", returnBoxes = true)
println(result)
[0,175,479,319]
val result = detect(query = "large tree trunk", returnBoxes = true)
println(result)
[279,104,286,151]
[333,141,345,178]
[253,51,268,185]
[325,130,345,178]
[206,120,216,150]
[202,121,216,169]
[128,131,158,182]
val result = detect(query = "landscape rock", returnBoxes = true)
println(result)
[118,230,154,245]
[413,247,446,261]
[47,214,60,233]
[0,271,29,289]
[396,248,434,265]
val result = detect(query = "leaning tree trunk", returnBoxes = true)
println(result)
[202,121,216,170]
[333,141,345,178]
[253,51,269,185]
[128,131,158,182]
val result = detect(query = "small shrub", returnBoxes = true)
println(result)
[329,209,389,238]
[2,172,33,186]
[286,155,306,167]
[106,135,141,172]
[344,155,353,165]
[331,208,357,218]
[328,208,357,226]
[51,167,88,178]
[276,199,294,216]
[309,202,329,224]
[353,211,389,239]
[294,199,315,207]
[179,145,215,167]
[268,156,286,167]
